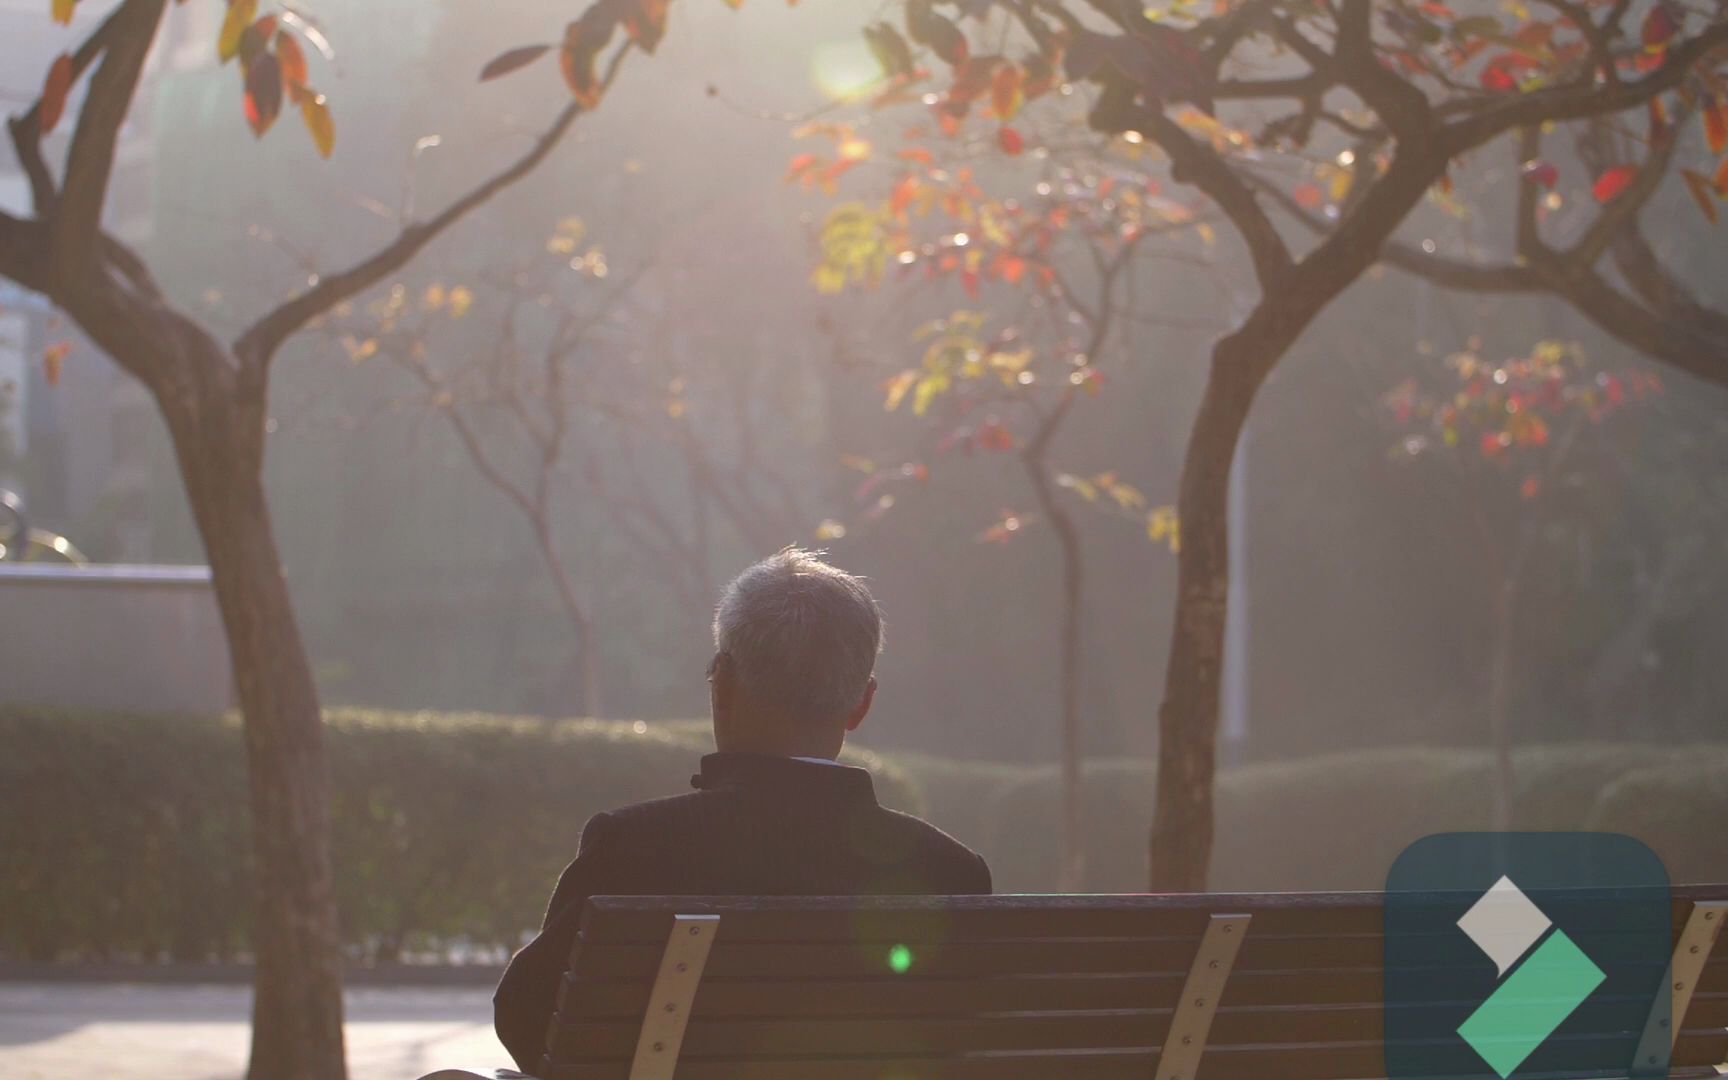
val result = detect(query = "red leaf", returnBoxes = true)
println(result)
[40,54,74,135]
[1592,165,1637,203]
[479,43,551,81]
[243,50,283,136]
[1519,160,1559,189]
[1641,3,1678,50]
[1293,183,1325,210]
[997,125,1024,155]
[1715,156,1728,195]
[1520,475,1541,501]
[898,147,935,165]
[784,152,819,181]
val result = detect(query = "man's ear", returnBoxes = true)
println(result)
[709,652,735,714]
[844,676,876,733]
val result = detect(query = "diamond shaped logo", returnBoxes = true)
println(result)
[1385,834,1671,1079]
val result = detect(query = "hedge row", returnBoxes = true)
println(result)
[0,707,917,964]
[3,705,1722,964]
[903,743,1728,893]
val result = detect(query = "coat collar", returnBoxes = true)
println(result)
[691,751,877,803]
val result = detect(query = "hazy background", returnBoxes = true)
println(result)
[5,0,1726,773]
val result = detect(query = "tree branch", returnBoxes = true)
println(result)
[1134,109,1293,293]
[1444,24,1728,149]
[53,0,165,281]
[235,98,589,365]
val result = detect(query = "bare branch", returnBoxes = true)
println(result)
[235,100,585,366]
[6,0,131,216]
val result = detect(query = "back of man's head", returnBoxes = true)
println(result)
[710,548,882,755]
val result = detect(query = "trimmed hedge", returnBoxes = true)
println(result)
[0,707,917,964]
[2,704,1720,964]
[942,744,1728,893]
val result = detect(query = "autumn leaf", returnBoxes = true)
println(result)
[1704,103,1728,157]
[40,54,74,135]
[219,0,258,64]
[990,63,1023,121]
[622,0,671,54]
[997,125,1024,155]
[243,50,284,136]
[1519,159,1559,189]
[299,90,335,158]
[1641,3,1679,51]
[560,11,615,110]
[1592,165,1637,203]
[882,369,917,411]
[277,31,309,89]
[51,0,75,25]
[42,341,70,388]
[1294,183,1325,210]
[906,0,967,67]
[889,174,919,217]
[479,44,552,81]
[863,22,915,79]
[1681,170,1718,224]
[1716,156,1728,196]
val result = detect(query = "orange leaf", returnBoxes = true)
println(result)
[1592,165,1637,203]
[623,0,671,54]
[997,125,1023,155]
[40,54,74,135]
[1294,183,1325,210]
[560,15,611,110]
[276,31,309,88]
[889,174,919,217]
[1704,103,1728,156]
[898,147,934,165]
[51,0,75,25]
[784,152,819,181]
[1682,169,1719,224]
[1716,156,1728,195]
[42,341,70,388]
[990,63,1023,121]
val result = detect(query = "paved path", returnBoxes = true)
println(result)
[0,983,509,1079]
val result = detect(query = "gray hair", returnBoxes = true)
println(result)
[712,548,883,722]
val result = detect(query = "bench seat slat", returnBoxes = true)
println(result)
[547,1000,1728,1059]
[539,1030,1728,1080]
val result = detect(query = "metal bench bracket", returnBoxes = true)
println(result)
[1155,912,1251,1080]
[1632,900,1726,1076]
[627,914,720,1080]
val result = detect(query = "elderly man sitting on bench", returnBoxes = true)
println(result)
[493,547,993,1072]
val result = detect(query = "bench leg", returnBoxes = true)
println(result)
[627,914,720,1080]
[1155,913,1251,1080]
[1631,900,1726,1076]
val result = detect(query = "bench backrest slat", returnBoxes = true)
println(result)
[542,888,1728,1079]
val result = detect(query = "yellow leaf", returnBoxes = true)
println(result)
[812,263,847,294]
[1147,506,1181,553]
[219,0,258,63]
[882,370,917,411]
[51,0,76,25]
[1058,474,1099,501]
[447,285,474,319]
[299,91,335,159]
[911,371,949,416]
[423,283,447,311]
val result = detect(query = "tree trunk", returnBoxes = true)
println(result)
[1149,345,1264,892]
[165,374,347,1080]
[532,519,602,717]
[1024,454,1086,891]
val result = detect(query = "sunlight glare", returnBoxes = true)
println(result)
[811,39,879,101]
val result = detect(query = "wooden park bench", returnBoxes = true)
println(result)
[422,885,1728,1079]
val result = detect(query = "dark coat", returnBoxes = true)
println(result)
[493,751,993,1072]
